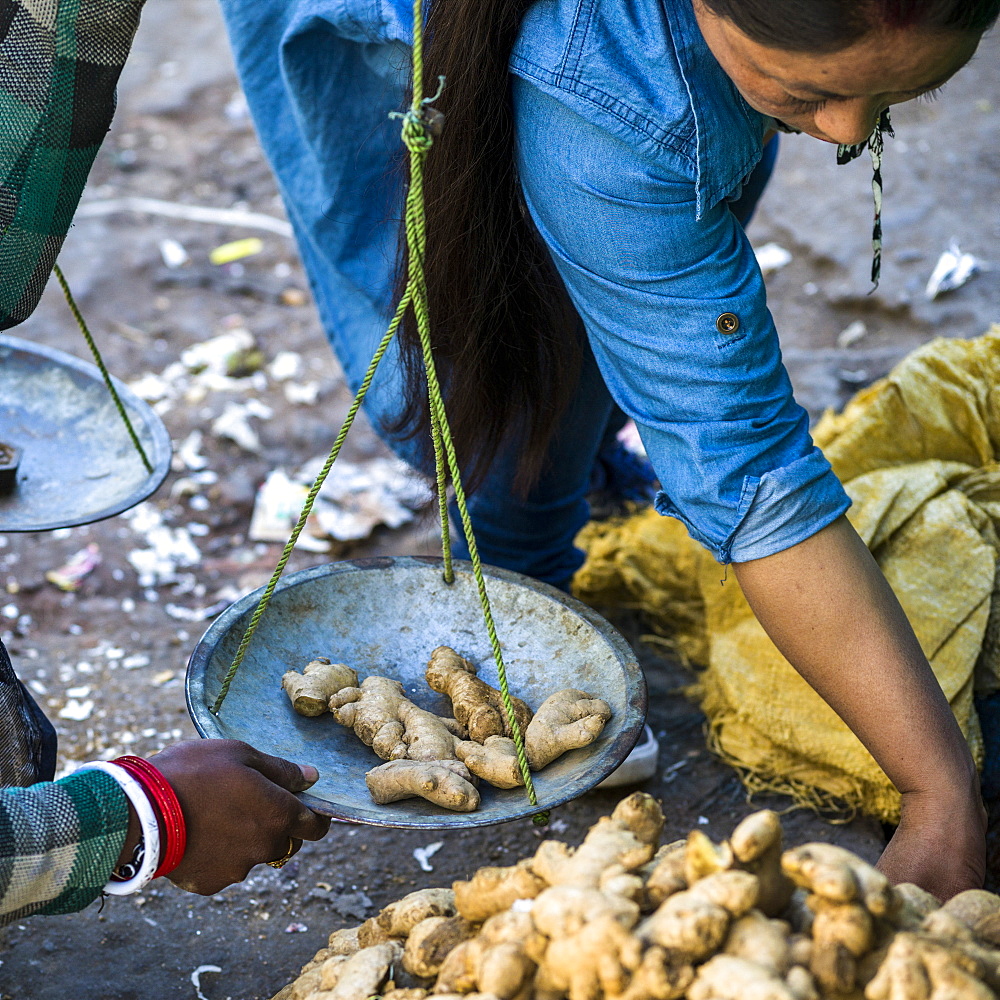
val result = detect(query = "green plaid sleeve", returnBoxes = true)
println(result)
[0,768,129,923]
[0,0,146,329]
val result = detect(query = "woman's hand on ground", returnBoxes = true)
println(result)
[148,739,331,895]
[877,784,987,901]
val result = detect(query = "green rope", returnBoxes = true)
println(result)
[210,299,406,714]
[53,264,153,475]
[211,0,546,824]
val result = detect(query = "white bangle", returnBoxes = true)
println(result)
[78,761,161,895]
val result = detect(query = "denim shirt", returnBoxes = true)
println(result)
[220,0,851,563]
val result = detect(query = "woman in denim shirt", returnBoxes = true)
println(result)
[220,0,998,898]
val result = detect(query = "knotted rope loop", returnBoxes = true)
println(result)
[400,113,434,155]
[391,75,446,154]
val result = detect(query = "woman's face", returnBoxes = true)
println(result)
[693,1,981,146]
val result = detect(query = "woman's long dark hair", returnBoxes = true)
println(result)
[702,0,1000,51]
[395,0,999,491]
[393,0,577,494]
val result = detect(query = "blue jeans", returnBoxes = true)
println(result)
[353,140,780,589]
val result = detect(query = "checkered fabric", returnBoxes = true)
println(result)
[0,768,128,922]
[0,639,57,788]
[1,637,126,921]
[0,0,145,329]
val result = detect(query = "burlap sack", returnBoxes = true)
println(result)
[575,327,1000,821]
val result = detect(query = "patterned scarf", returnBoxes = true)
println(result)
[836,109,894,290]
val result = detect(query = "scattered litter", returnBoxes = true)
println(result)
[661,759,689,784]
[839,369,871,385]
[803,281,820,296]
[212,399,273,453]
[548,818,569,834]
[248,457,431,550]
[329,890,372,920]
[268,351,302,382]
[925,242,981,299]
[65,686,91,699]
[210,237,265,266]
[125,504,202,588]
[180,329,255,378]
[159,239,189,269]
[754,242,793,275]
[128,371,175,405]
[76,195,294,237]
[28,680,46,696]
[280,287,309,307]
[836,320,869,349]
[616,420,647,460]
[45,544,102,591]
[176,430,209,472]
[58,699,94,722]
[225,346,266,378]
[164,600,229,622]
[152,670,175,686]
[2,604,18,619]
[413,841,444,872]
[191,965,222,1000]
[248,471,325,552]
[697,815,710,826]
[284,381,321,406]
[224,91,250,122]
[285,922,309,934]
[122,654,150,670]
[301,456,432,543]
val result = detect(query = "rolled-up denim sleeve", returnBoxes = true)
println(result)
[512,78,850,563]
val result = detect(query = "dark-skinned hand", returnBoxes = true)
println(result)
[876,783,987,902]
[116,739,330,895]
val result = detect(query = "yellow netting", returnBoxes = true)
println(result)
[575,326,1000,823]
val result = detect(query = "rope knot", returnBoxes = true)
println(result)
[400,111,435,154]
[391,75,446,154]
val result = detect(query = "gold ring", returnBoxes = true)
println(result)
[267,838,296,869]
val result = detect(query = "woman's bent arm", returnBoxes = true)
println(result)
[733,514,986,900]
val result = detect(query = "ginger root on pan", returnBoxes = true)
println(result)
[332,674,538,803]
[426,646,533,743]
[366,759,481,812]
[332,676,464,762]
[524,689,612,771]
[282,658,358,717]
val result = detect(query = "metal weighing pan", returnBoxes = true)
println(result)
[0,334,172,532]
[187,557,647,828]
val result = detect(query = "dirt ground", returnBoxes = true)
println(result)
[0,3,997,998]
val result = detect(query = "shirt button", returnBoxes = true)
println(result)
[716,312,740,335]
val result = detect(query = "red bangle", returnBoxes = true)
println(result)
[114,756,187,879]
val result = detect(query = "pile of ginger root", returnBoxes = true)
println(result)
[281,646,612,811]
[274,792,1000,1000]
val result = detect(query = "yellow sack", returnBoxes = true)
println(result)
[575,327,1000,822]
